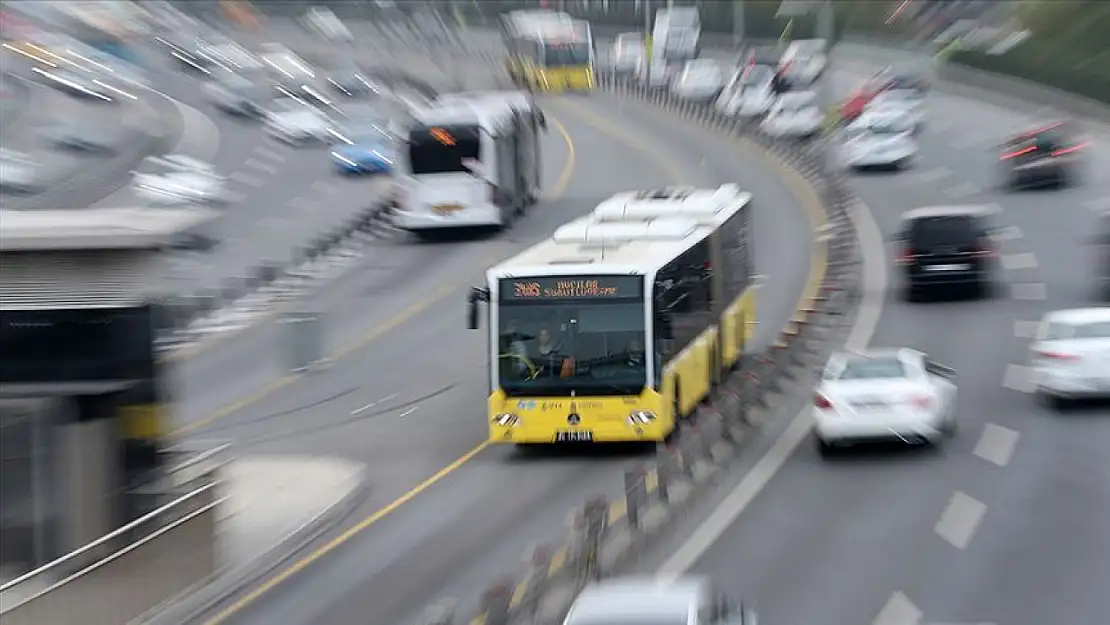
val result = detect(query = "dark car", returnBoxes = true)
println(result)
[744,45,792,93]
[1095,212,1110,299]
[999,121,1087,189]
[891,206,999,301]
[326,63,379,99]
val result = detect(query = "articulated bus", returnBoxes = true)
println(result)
[466,185,754,444]
[501,10,595,92]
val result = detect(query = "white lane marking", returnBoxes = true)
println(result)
[229,171,264,187]
[872,591,922,625]
[943,181,980,199]
[1010,282,1047,300]
[989,225,1023,242]
[253,145,288,162]
[658,196,888,577]
[972,423,1020,467]
[1001,252,1039,271]
[398,406,419,418]
[1002,364,1035,393]
[1013,320,1039,339]
[289,197,318,212]
[934,491,987,550]
[1083,197,1110,212]
[351,393,399,415]
[244,157,279,175]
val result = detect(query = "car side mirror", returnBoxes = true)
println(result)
[537,109,547,129]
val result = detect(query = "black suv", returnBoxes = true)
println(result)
[891,206,999,301]
[999,121,1087,189]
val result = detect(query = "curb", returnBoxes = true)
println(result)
[414,66,866,625]
[134,464,369,625]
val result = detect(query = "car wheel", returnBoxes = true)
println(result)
[816,436,835,457]
[1040,392,1069,411]
[940,414,957,437]
[904,283,922,303]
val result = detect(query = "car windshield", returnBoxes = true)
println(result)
[496,278,648,396]
[1048,321,1110,340]
[838,356,907,380]
[909,215,976,247]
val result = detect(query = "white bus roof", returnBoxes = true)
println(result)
[434,90,536,112]
[488,186,751,282]
[413,100,519,130]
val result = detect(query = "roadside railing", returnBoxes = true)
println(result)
[0,444,229,625]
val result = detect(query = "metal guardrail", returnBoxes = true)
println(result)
[0,449,226,625]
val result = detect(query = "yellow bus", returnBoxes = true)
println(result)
[466,185,755,444]
[501,10,594,92]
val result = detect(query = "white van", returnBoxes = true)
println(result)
[394,92,547,235]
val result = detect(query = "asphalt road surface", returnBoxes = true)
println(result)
[618,48,1110,625]
[165,27,817,625]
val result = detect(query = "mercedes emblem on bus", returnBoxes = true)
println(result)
[567,413,581,426]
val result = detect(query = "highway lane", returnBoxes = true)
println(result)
[616,56,1110,625]
[187,76,817,624]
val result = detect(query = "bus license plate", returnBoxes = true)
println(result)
[433,204,461,214]
[554,430,593,443]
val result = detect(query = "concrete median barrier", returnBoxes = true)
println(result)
[410,68,866,625]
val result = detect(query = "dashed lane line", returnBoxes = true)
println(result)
[972,423,1020,467]
[934,491,988,550]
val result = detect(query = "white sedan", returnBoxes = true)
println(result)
[716,66,776,118]
[263,97,336,145]
[132,155,228,205]
[866,88,925,130]
[670,60,724,100]
[302,6,352,41]
[761,90,824,138]
[813,348,958,455]
[1030,307,1110,409]
[841,109,918,169]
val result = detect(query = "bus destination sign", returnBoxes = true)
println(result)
[500,276,641,301]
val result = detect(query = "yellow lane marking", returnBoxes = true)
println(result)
[169,115,576,363]
[200,103,687,624]
[173,116,575,437]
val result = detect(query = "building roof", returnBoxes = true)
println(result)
[0,207,219,252]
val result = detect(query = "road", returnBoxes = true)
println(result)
[621,49,1110,625]
[162,26,818,625]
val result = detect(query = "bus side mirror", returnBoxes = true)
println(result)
[467,287,489,330]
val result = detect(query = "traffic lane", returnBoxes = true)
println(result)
[206,98,683,625]
[579,91,814,351]
[217,93,822,625]
[831,64,1110,300]
[171,99,572,426]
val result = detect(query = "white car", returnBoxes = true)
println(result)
[671,60,724,100]
[302,6,352,41]
[564,577,757,625]
[841,109,918,169]
[204,73,267,117]
[716,65,776,117]
[779,38,827,86]
[866,88,926,130]
[0,149,41,193]
[132,154,228,205]
[611,33,644,74]
[813,348,958,454]
[263,97,335,145]
[1030,307,1110,408]
[761,90,824,138]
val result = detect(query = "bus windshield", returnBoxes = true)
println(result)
[407,124,481,175]
[496,280,647,396]
[542,41,591,67]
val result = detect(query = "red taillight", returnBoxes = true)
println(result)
[814,394,832,410]
[1036,350,1081,362]
[1051,141,1090,157]
[974,239,996,258]
[897,248,916,264]
[1002,146,1036,160]
[908,396,931,411]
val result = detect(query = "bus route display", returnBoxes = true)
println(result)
[500,276,642,301]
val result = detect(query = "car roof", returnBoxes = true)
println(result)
[1043,308,1110,325]
[900,205,998,221]
[569,576,704,622]
[830,347,919,365]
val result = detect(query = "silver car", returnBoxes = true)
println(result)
[564,577,757,625]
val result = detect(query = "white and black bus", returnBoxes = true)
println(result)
[393,92,547,235]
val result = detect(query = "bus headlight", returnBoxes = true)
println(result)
[494,413,521,427]
[628,411,656,424]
